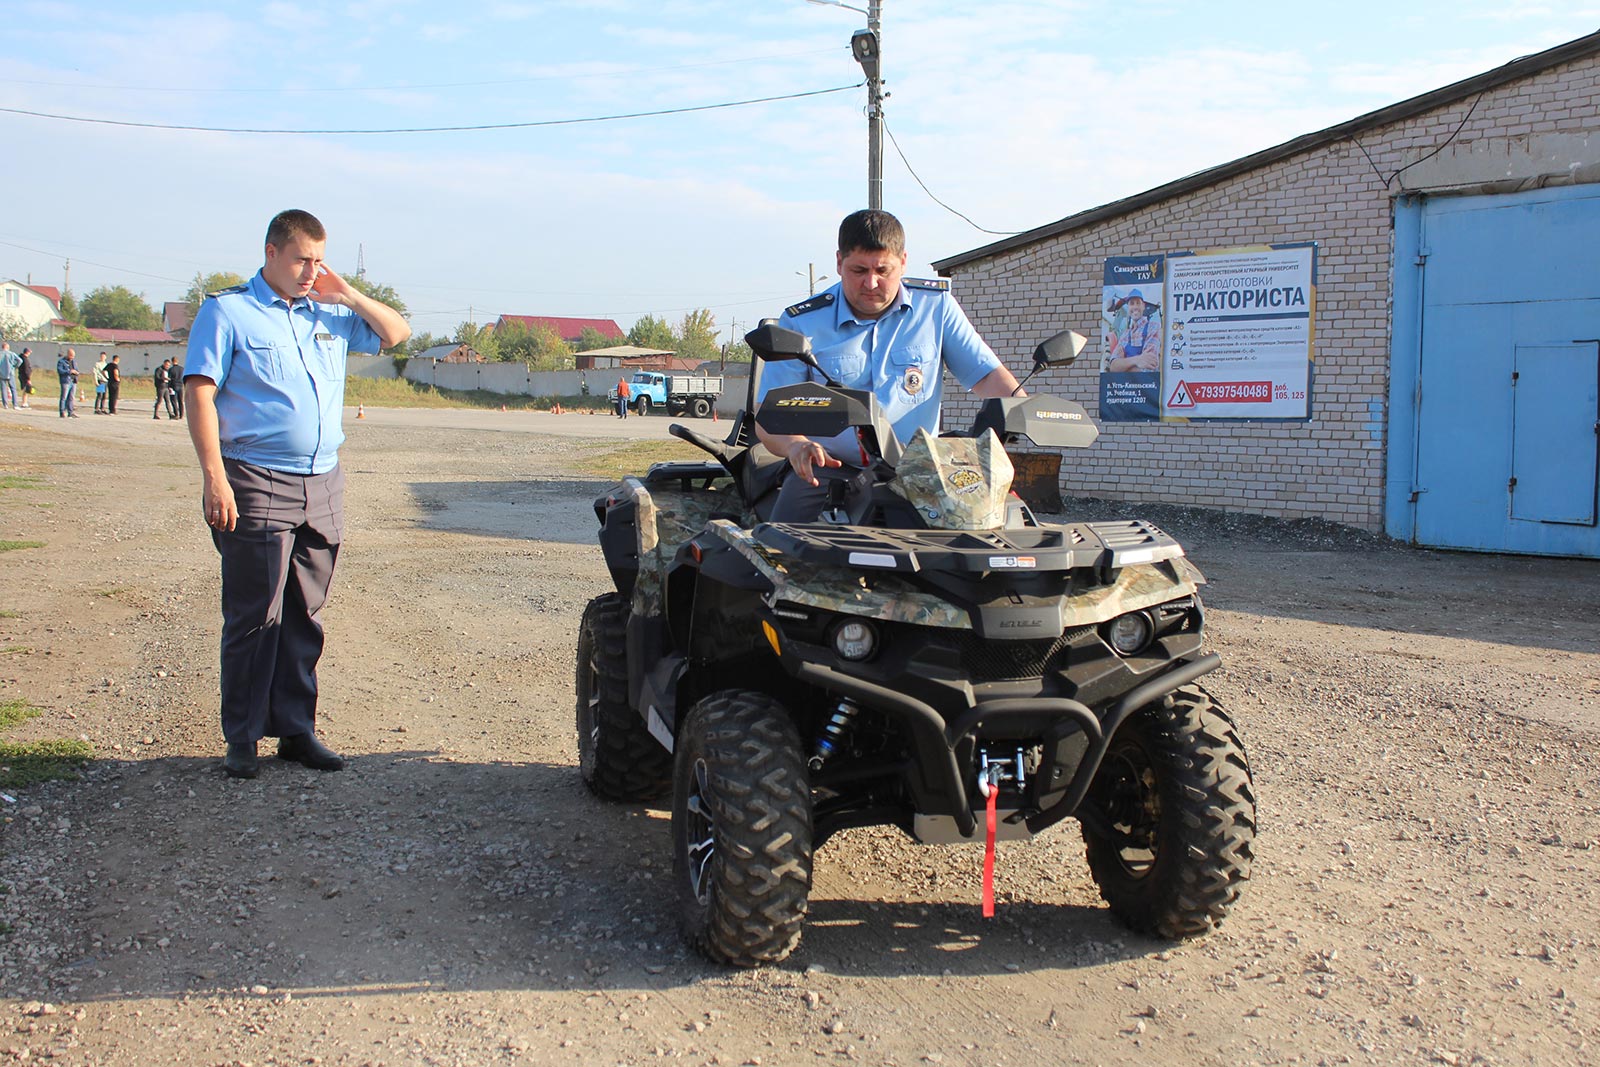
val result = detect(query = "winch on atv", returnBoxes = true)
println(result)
[576,322,1255,966]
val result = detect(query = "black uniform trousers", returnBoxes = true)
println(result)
[212,459,344,744]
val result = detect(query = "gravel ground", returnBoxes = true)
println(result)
[1,404,1597,1067]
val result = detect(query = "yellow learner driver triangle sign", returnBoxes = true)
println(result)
[1167,379,1194,408]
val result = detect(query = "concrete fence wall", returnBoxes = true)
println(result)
[13,341,189,379]
[399,359,751,413]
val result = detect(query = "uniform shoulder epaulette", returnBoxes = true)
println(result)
[207,283,250,298]
[784,292,835,317]
[903,277,950,292]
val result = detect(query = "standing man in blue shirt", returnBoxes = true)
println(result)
[184,209,409,779]
[755,209,1022,521]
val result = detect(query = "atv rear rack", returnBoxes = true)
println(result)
[754,519,1184,578]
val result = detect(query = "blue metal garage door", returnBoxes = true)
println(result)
[1389,185,1600,557]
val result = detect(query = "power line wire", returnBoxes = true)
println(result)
[5,47,839,95]
[0,237,188,285]
[0,83,862,136]
[882,119,1023,237]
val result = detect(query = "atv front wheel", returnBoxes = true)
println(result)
[1082,684,1254,939]
[575,593,671,801]
[673,690,813,966]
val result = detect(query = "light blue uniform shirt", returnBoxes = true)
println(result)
[758,278,1000,457]
[185,271,380,475]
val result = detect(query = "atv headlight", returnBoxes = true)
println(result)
[1105,612,1154,656]
[831,619,879,661]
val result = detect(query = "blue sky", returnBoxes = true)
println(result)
[3,1,1597,342]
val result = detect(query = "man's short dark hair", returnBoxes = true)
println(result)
[837,209,905,257]
[265,209,327,249]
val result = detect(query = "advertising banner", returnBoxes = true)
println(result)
[1098,255,1164,422]
[1163,243,1317,419]
[1096,243,1316,422]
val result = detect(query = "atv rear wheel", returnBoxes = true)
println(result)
[1082,684,1254,939]
[673,690,813,966]
[575,593,671,801]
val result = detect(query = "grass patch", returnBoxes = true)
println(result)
[0,541,44,553]
[0,738,94,788]
[94,587,131,599]
[0,700,37,732]
[0,610,18,619]
[343,375,614,413]
[0,647,31,655]
[574,439,705,482]
[0,475,44,491]
[0,699,92,789]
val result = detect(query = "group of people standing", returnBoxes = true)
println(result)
[0,342,186,418]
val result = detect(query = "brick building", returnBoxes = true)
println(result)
[935,32,1600,558]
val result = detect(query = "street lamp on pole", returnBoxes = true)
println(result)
[807,0,884,210]
[796,264,830,294]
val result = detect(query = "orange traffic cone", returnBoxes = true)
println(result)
[500,404,507,412]
[356,404,365,419]
[711,405,718,422]
[553,401,563,414]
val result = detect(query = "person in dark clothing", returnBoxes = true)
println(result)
[16,348,32,408]
[154,359,172,419]
[104,353,122,414]
[168,360,185,418]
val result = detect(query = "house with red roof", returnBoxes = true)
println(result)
[162,301,193,339]
[0,279,64,338]
[492,315,624,345]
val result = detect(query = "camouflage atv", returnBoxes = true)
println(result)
[577,323,1255,967]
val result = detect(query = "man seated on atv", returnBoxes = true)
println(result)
[755,209,1024,522]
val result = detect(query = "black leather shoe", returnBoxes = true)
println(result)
[223,742,259,779]
[277,733,345,771]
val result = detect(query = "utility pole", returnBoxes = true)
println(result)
[866,0,883,210]
[812,0,885,209]
[63,258,71,299]
[800,263,831,294]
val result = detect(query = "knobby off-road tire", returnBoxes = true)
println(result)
[1082,684,1255,939]
[673,690,813,966]
[575,593,671,802]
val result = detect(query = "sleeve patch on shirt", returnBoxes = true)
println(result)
[783,292,835,317]
[904,277,950,292]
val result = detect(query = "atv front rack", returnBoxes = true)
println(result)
[754,519,1184,579]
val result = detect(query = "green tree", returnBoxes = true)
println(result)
[495,320,572,370]
[58,291,79,322]
[454,321,500,362]
[183,271,248,317]
[627,314,675,351]
[721,340,752,364]
[0,312,32,342]
[344,275,408,319]
[677,308,719,363]
[79,286,160,330]
[58,323,96,342]
[576,325,615,352]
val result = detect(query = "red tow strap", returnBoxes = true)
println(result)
[981,779,999,918]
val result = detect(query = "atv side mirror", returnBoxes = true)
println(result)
[745,322,812,362]
[1032,329,1087,368]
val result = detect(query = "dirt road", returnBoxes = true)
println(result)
[2,406,1597,1066]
